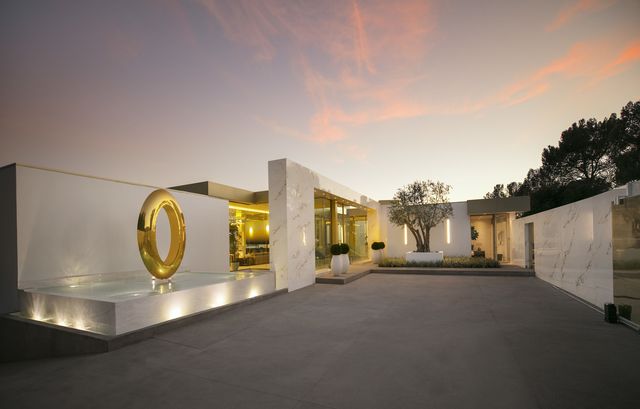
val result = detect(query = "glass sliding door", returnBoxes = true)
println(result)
[494,214,510,262]
[347,209,368,262]
[314,196,332,269]
[314,190,370,270]
[470,215,494,259]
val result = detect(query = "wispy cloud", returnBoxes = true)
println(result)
[593,40,640,82]
[352,0,375,75]
[496,42,593,106]
[546,0,615,32]
[197,0,433,143]
[195,1,636,144]
[427,39,637,115]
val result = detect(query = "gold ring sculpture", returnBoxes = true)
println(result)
[137,189,186,279]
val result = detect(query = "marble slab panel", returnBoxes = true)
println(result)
[512,187,628,307]
[19,271,276,336]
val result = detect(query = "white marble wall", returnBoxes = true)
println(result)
[268,159,316,291]
[380,201,471,258]
[268,158,380,291]
[512,187,629,308]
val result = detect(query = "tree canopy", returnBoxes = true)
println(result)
[485,100,639,215]
[388,180,453,252]
[614,101,640,185]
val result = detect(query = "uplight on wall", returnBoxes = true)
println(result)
[211,293,228,308]
[404,224,408,245]
[167,305,183,320]
[446,219,451,244]
[266,224,269,233]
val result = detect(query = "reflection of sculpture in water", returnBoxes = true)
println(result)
[151,279,173,294]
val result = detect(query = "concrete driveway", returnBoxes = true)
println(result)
[1,274,639,409]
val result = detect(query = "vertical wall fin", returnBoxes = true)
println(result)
[0,164,18,313]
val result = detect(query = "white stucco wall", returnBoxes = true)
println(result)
[511,186,628,308]
[15,165,229,287]
[380,201,471,258]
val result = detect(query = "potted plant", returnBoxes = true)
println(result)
[330,244,343,276]
[340,243,350,273]
[229,223,240,271]
[371,242,386,264]
[618,304,632,320]
[470,225,479,254]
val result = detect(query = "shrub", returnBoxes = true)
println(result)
[470,226,479,241]
[618,304,632,320]
[340,243,350,254]
[330,244,342,256]
[371,242,386,250]
[378,256,500,268]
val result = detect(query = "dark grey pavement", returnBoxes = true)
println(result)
[1,274,639,409]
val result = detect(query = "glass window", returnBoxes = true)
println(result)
[229,203,270,271]
[613,195,640,325]
[314,190,369,269]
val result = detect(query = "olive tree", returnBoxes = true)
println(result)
[388,180,453,252]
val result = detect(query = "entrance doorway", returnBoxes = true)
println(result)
[314,190,369,269]
[470,213,512,262]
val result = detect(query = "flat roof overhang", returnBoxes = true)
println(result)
[466,196,530,215]
[171,181,268,204]
[314,188,374,211]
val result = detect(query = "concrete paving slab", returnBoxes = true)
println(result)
[1,274,639,409]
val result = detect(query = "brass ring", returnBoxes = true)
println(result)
[137,189,186,279]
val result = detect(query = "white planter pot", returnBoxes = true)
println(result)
[330,255,343,276]
[341,254,350,273]
[372,249,384,264]
[405,251,443,263]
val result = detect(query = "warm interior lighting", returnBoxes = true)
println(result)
[229,204,269,214]
[404,224,408,245]
[249,226,254,237]
[446,219,451,244]
[266,224,269,233]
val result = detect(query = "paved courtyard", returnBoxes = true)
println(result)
[1,274,639,409]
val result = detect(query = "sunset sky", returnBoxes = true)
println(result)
[1,0,639,201]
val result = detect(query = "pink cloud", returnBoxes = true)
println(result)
[198,0,434,143]
[546,0,615,32]
[594,40,640,82]
[496,43,593,106]
[198,1,636,143]
[352,1,375,74]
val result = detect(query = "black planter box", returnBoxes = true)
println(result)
[604,303,618,323]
